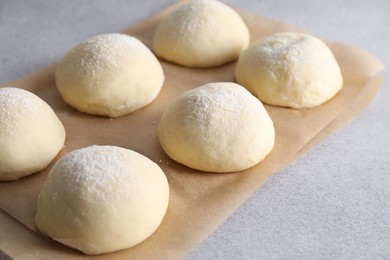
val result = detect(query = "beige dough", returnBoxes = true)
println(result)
[159,82,275,172]
[55,33,164,118]
[35,145,169,255]
[0,87,65,181]
[235,32,343,108]
[152,0,249,67]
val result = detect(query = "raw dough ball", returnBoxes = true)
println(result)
[159,82,275,172]
[35,145,169,255]
[55,33,164,118]
[152,0,249,67]
[0,87,65,181]
[235,32,343,108]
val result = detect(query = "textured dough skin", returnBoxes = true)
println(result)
[159,82,275,173]
[0,88,65,181]
[35,146,169,255]
[152,0,249,67]
[55,33,164,118]
[235,32,343,108]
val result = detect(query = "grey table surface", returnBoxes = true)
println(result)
[1,0,389,259]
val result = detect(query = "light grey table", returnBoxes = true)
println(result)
[1,1,389,259]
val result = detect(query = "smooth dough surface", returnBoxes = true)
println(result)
[235,32,343,108]
[159,82,275,172]
[35,145,169,255]
[55,33,164,118]
[0,87,65,181]
[152,0,249,67]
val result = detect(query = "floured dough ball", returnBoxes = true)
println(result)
[55,33,164,118]
[152,0,249,67]
[159,82,275,172]
[35,145,169,255]
[235,32,343,108]
[0,87,65,181]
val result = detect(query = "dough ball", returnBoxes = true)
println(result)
[55,33,164,118]
[0,87,65,181]
[35,145,169,255]
[159,82,275,172]
[235,32,343,108]
[152,0,249,67]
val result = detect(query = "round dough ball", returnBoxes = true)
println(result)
[0,87,65,181]
[159,82,275,172]
[152,0,249,67]
[235,32,343,108]
[35,145,169,255]
[55,33,164,118]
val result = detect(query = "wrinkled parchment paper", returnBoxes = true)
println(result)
[0,1,384,259]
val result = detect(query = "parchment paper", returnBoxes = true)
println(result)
[0,1,384,259]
